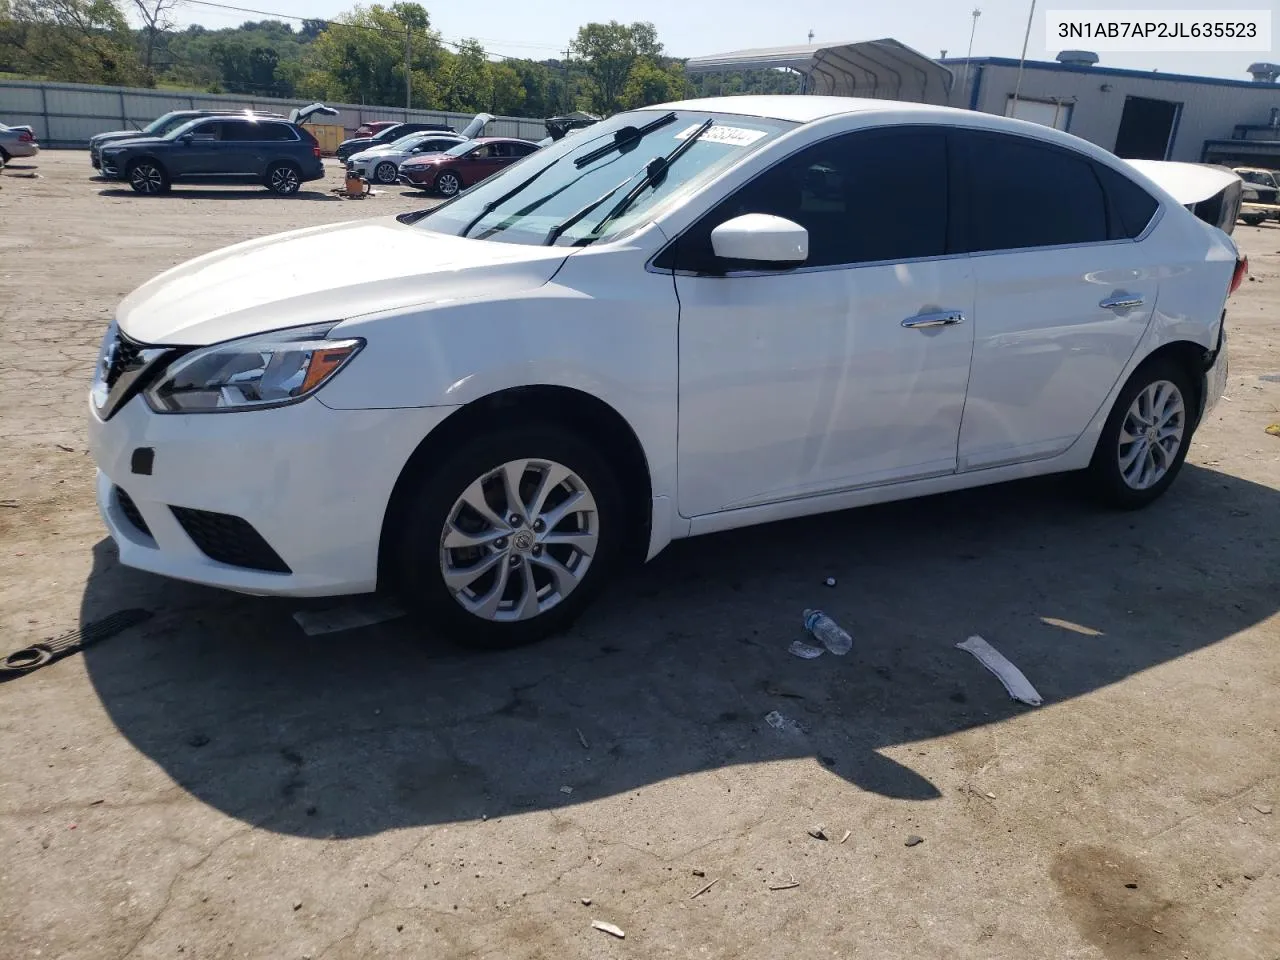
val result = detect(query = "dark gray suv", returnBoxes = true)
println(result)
[98,104,337,196]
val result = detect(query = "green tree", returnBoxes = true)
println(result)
[434,37,490,111]
[299,3,442,107]
[569,20,662,114]
[487,60,526,115]
[2,0,146,85]
[620,57,687,109]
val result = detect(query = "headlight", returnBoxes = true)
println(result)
[145,323,363,413]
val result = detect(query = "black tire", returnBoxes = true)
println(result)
[0,146,10,166]
[266,162,301,195]
[1242,214,1265,226]
[393,423,624,649]
[435,170,462,196]
[1087,357,1197,509]
[127,159,169,194]
[374,161,399,184]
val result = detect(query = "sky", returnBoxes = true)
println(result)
[172,0,1279,81]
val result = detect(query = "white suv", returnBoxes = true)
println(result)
[89,96,1242,647]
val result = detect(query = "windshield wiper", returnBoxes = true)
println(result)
[542,171,643,247]
[567,118,714,245]
[572,112,677,169]
[457,151,569,238]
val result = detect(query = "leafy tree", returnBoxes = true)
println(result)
[299,3,442,107]
[620,57,687,108]
[132,0,178,75]
[569,20,661,114]
[2,0,146,85]
[488,60,526,115]
[434,37,490,111]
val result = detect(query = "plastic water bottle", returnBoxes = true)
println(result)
[803,609,852,656]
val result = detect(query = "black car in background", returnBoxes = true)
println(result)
[335,122,454,161]
[98,105,337,195]
[89,108,286,169]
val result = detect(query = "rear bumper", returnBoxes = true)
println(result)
[1202,321,1228,421]
[3,141,38,159]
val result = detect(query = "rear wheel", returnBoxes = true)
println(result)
[393,424,623,648]
[0,146,10,165]
[1088,358,1196,508]
[374,161,399,184]
[1242,214,1265,226]
[266,162,301,195]
[127,159,169,195]
[435,170,462,196]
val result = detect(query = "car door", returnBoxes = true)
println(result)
[168,120,223,178]
[209,120,261,181]
[954,130,1161,471]
[464,143,503,181]
[669,126,976,518]
[249,121,299,176]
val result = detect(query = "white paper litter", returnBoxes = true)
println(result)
[956,635,1043,706]
[592,920,626,938]
[788,640,824,660]
[292,598,406,636]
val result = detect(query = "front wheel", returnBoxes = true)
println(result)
[393,424,624,648]
[1242,214,1265,226]
[266,162,301,195]
[374,161,399,184]
[435,171,462,196]
[1088,358,1196,508]
[127,160,169,195]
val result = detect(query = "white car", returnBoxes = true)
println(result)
[89,96,1243,648]
[347,131,466,184]
[0,121,39,164]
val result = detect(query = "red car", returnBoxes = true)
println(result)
[354,120,400,138]
[398,137,540,196]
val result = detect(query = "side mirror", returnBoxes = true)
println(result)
[710,214,808,265]
[179,134,193,144]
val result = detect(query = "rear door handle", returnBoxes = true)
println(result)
[1100,295,1144,309]
[902,310,965,329]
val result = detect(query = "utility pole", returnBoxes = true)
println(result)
[807,29,814,44]
[405,26,412,112]
[1011,0,1036,114]
[960,8,981,104]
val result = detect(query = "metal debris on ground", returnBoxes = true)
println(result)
[591,920,625,939]
[1,608,152,680]
[689,878,719,899]
[292,597,405,636]
[559,785,573,795]
[807,826,828,841]
[840,830,851,844]
[955,635,1043,706]
[764,710,804,735]
[904,835,924,847]
[580,897,592,906]
[691,869,705,877]
[768,879,800,891]
[1253,803,1273,815]
[788,640,824,659]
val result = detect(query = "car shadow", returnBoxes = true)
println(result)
[95,188,339,201]
[78,465,1278,838]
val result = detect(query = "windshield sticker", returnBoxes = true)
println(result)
[673,124,767,146]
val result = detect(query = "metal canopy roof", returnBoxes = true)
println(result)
[684,38,953,106]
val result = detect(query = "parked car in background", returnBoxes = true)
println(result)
[0,122,38,164]
[398,136,539,195]
[347,131,467,184]
[335,113,491,161]
[98,105,336,195]
[1234,167,1280,224]
[354,120,401,138]
[88,96,1242,648]
[89,109,285,169]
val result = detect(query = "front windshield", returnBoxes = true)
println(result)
[1240,170,1276,187]
[143,112,183,134]
[385,133,426,150]
[444,140,479,157]
[417,110,794,246]
[163,118,206,140]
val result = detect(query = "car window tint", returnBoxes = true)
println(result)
[1093,163,1159,239]
[187,121,221,140]
[512,143,537,157]
[216,120,259,142]
[963,132,1108,251]
[668,127,949,271]
[252,123,296,142]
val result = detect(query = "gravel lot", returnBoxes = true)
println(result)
[1,151,1278,960]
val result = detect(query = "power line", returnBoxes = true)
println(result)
[178,0,552,60]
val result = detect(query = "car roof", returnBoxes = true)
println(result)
[472,137,537,144]
[644,95,951,124]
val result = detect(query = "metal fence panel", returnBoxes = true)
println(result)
[0,79,549,146]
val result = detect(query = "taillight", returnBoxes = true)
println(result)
[1230,256,1248,295]
[312,145,322,158]
[18,131,33,143]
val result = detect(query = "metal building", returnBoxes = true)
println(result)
[942,54,1280,166]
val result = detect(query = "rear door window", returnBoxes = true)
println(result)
[959,131,1109,251]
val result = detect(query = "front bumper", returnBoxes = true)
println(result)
[399,166,436,186]
[1240,201,1280,220]
[89,393,457,597]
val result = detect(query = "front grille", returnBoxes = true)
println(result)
[115,487,151,538]
[94,327,175,420]
[170,507,291,574]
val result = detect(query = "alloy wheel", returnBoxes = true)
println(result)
[375,161,398,184]
[130,163,164,194]
[438,458,599,622]
[437,172,461,196]
[269,165,300,194]
[1117,379,1185,490]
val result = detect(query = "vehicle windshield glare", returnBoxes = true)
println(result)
[444,140,479,157]
[415,110,795,246]
[386,133,427,150]
[143,112,184,135]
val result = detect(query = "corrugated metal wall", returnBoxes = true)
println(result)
[0,80,548,146]
[950,63,1280,162]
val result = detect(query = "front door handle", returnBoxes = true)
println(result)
[902,310,965,329]
[1100,295,1144,309]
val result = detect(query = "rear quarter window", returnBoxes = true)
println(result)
[1093,163,1160,239]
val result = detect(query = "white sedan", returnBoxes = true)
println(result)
[88,96,1242,648]
[347,131,466,184]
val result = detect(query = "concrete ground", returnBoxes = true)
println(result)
[1,151,1278,960]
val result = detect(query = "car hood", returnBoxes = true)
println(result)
[101,135,169,152]
[350,146,402,161]
[401,153,450,167]
[91,130,147,146]
[117,217,572,346]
